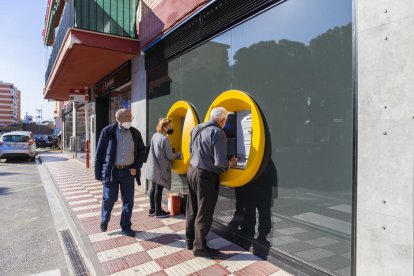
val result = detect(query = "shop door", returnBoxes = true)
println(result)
[95,97,109,146]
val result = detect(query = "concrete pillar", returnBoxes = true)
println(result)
[357,1,414,275]
[131,54,147,193]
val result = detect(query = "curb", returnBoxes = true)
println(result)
[37,154,103,276]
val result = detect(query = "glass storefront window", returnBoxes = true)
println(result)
[110,90,131,124]
[63,111,73,152]
[76,105,86,161]
[148,0,352,274]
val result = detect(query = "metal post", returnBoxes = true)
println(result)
[84,99,89,168]
[72,101,76,158]
[36,106,42,134]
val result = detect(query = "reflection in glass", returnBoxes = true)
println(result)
[148,0,352,274]
[76,106,86,160]
[110,90,131,124]
[64,112,73,152]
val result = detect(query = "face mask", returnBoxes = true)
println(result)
[122,122,132,129]
[166,128,174,135]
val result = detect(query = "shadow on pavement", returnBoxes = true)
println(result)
[0,187,11,195]
[1,158,34,164]
[41,156,69,162]
[0,172,19,176]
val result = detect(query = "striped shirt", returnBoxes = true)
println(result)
[115,125,134,166]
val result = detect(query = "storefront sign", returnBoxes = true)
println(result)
[69,94,89,103]
[62,102,73,115]
[69,88,88,94]
[95,61,131,94]
[104,78,115,89]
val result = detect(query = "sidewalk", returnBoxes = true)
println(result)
[40,153,294,276]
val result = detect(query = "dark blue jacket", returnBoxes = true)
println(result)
[94,123,146,183]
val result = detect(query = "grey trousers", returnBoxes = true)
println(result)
[185,166,219,251]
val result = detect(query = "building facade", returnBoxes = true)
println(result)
[0,82,21,126]
[43,0,414,275]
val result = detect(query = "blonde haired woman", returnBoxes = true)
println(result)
[145,118,182,218]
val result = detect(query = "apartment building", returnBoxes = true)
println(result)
[0,81,21,125]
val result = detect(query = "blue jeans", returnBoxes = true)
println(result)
[101,167,135,230]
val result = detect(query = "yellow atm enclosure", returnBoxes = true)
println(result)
[205,90,266,187]
[166,101,199,174]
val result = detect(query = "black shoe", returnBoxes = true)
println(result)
[186,240,194,250]
[193,247,220,257]
[100,222,108,232]
[155,210,170,218]
[122,228,136,237]
[148,209,155,217]
[257,236,271,247]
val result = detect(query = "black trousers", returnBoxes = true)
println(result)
[185,167,219,251]
[149,182,164,212]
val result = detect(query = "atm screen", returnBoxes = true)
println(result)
[227,137,236,159]
[223,113,236,137]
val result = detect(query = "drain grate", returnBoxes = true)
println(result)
[61,230,90,276]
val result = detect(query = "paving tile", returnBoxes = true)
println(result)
[148,233,182,246]
[135,226,174,242]
[313,255,350,271]
[63,190,89,196]
[275,227,307,236]
[146,239,186,259]
[112,207,144,217]
[65,193,94,200]
[207,237,232,249]
[159,216,185,226]
[69,201,102,209]
[113,261,162,276]
[68,198,98,206]
[101,257,130,274]
[43,155,292,276]
[305,237,339,247]
[97,242,144,263]
[165,257,215,275]
[218,253,261,273]
[155,248,195,269]
[293,248,335,262]
[77,210,102,219]
[147,271,168,276]
[92,236,137,253]
[190,264,231,276]
[270,270,294,276]
[135,220,166,231]
[124,251,153,267]
[89,230,125,243]
[334,266,351,276]
[233,261,279,276]
[74,206,102,215]
[168,221,186,232]
[276,241,316,254]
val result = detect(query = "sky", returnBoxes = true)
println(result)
[0,1,54,121]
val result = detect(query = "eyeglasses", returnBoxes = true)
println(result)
[125,115,134,120]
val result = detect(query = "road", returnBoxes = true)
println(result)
[0,158,69,276]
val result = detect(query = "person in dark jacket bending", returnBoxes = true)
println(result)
[94,109,146,237]
[186,107,237,257]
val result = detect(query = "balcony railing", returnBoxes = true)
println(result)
[45,0,138,85]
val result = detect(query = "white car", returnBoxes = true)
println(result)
[0,131,37,161]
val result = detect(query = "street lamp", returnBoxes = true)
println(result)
[36,106,42,133]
